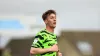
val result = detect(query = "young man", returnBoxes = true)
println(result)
[30,10,62,56]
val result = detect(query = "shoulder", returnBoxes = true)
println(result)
[37,29,47,36]
[34,29,47,39]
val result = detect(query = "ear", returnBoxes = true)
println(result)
[44,19,48,24]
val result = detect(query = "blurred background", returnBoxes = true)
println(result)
[0,0,100,56]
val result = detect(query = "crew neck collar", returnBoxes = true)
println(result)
[44,28,55,35]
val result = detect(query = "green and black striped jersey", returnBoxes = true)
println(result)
[31,28,57,56]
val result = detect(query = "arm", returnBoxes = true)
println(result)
[56,44,62,56]
[30,47,50,54]
[57,50,62,56]
[30,44,58,55]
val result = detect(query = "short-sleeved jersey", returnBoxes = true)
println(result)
[31,29,57,56]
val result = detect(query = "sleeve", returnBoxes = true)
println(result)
[55,36,58,44]
[31,35,45,48]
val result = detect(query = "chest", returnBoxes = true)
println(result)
[43,35,57,48]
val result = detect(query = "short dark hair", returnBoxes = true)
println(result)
[42,10,56,21]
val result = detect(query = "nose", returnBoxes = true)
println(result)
[54,18,56,21]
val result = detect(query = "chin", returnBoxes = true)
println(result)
[53,26,56,28]
[51,26,56,28]
[50,25,56,28]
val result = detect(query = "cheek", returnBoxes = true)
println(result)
[47,19,53,25]
[49,19,53,23]
[47,19,51,23]
[49,21,53,25]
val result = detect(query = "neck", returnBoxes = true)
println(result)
[46,26,54,33]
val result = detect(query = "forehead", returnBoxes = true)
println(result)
[48,13,56,17]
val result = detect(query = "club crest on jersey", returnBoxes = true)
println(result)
[34,38,38,44]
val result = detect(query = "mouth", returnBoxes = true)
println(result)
[53,22,56,25]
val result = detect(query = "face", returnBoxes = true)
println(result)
[45,13,56,28]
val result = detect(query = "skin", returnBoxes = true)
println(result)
[44,13,62,56]
[30,13,62,56]
[44,13,56,33]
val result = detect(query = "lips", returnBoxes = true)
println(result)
[53,22,56,24]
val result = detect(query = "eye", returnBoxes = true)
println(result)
[50,16,54,19]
